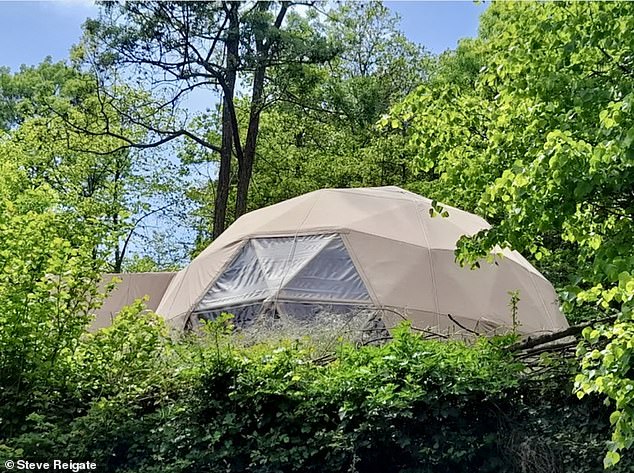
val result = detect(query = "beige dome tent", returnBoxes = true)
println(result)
[150,186,567,336]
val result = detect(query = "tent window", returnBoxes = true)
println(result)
[193,234,372,321]
[196,303,264,328]
[197,241,269,309]
[279,237,370,301]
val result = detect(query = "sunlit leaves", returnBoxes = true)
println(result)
[388,1,634,463]
[0,61,184,270]
[576,318,634,465]
[0,163,106,430]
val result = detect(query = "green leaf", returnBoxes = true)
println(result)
[604,451,620,468]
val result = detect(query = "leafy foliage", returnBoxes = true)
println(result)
[0,158,105,436]
[3,311,634,473]
[387,2,634,463]
[576,320,634,467]
[0,61,184,271]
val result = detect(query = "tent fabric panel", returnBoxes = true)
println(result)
[499,247,546,278]
[348,231,564,334]
[414,201,487,250]
[344,231,437,311]
[430,248,563,334]
[92,272,177,331]
[156,240,244,329]
[527,271,566,331]
[278,236,371,301]
[196,241,271,310]
[298,191,426,247]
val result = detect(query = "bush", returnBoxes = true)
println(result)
[3,310,634,472]
[0,193,105,437]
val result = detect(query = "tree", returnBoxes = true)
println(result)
[0,152,107,434]
[252,3,429,200]
[387,1,634,464]
[181,2,430,246]
[0,60,182,271]
[75,1,335,239]
[1,61,76,131]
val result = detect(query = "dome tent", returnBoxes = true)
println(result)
[154,186,568,336]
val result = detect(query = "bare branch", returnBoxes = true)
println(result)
[119,203,175,266]
[510,314,617,352]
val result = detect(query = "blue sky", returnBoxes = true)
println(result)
[0,1,487,71]
[386,1,486,53]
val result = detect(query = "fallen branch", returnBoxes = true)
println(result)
[510,315,617,352]
[516,340,579,359]
[447,313,480,336]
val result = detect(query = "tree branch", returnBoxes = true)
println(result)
[510,314,617,352]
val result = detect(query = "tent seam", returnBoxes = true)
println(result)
[340,233,380,307]
[271,191,323,309]
[183,240,247,325]
[258,235,333,295]
[408,195,441,322]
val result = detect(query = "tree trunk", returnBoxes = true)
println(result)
[213,2,240,240]
[234,2,288,218]
[111,155,123,272]
[235,64,265,218]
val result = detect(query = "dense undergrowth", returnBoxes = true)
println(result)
[1,305,632,473]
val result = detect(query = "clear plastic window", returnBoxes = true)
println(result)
[194,234,372,322]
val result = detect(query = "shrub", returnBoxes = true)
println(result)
[3,312,634,472]
[0,192,105,437]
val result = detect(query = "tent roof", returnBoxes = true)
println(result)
[205,186,490,250]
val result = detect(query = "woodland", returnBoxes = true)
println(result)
[0,1,633,472]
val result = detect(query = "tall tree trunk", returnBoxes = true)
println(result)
[213,102,232,239]
[235,64,265,218]
[234,2,289,218]
[112,155,123,272]
[213,2,240,240]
